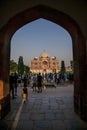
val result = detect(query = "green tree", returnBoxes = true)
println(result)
[10,60,18,73]
[18,56,24,75]
[60,60,66,74]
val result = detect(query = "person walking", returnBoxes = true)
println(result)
[22,75,28,103]
[37,73,43,93]
[23,75,28,87]
[10,73,15,99]
[32,74,37,92]
[14,72,18,96]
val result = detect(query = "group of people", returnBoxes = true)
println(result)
[9,72,73,103]
[31,73,44,93]
[9,72,28,99]
[21,73,44,103]
[9,72,44,102]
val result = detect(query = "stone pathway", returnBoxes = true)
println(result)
[1,83,87,130]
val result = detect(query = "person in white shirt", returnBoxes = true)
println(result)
[32,74,37,92]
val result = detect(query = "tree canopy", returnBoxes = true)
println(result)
[60,60,66,74]
[18,56,24,75]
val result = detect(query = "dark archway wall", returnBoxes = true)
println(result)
[0,0,87,36]
[0,1,87,121]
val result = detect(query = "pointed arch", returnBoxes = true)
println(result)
[0,5,86,120]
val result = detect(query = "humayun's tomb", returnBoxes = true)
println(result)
[30,51,60,74]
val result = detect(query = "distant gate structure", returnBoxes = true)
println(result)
[30,51,60,74]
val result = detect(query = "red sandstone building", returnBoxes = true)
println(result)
[30,51,60,74]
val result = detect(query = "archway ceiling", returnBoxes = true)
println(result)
[2,5,83,40]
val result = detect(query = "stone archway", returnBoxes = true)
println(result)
[0,5,86,120]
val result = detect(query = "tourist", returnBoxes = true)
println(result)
[37,73,43,93]
[14,72,18,96]
[10,73,15,99]
[32,74,37,92]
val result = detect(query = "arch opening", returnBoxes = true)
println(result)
[0,5,86,120]
[11,18,73,72]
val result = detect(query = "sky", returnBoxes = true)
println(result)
[11,18,73,67]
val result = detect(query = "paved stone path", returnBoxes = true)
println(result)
[1,83,87,130]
